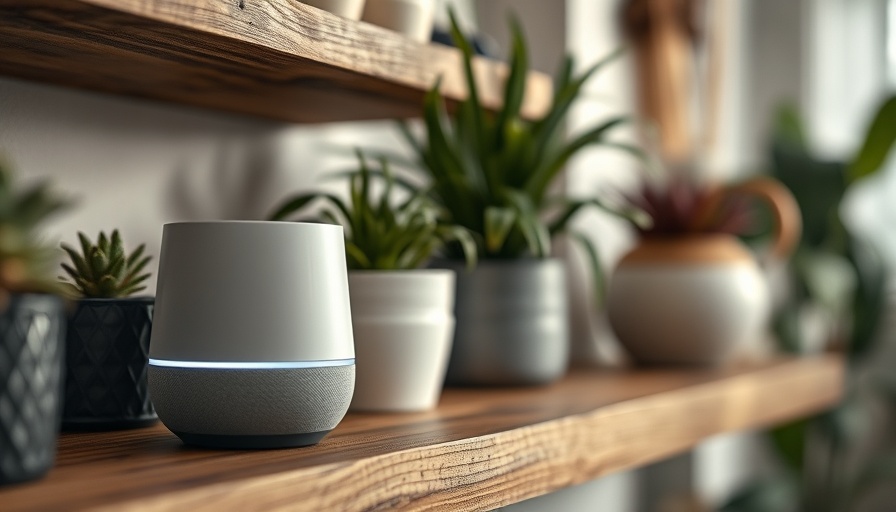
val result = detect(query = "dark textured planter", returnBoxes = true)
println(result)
[62,297,156,430]
[0,293,66,486]
[436,259,569,386]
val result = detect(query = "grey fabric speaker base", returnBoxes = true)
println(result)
[148,364,354,447]
[174,430,331,449]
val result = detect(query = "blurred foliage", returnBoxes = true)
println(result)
[723,95,896,512]
[0,159,71,297]
[269,151,476,271]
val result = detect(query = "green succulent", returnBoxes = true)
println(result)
[269,152,476,271]
[60,230,152,298]
[0,160,71,295]
[396,11,637,299]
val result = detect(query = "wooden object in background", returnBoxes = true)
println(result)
[0,0,552,123]
[0,356,843,511]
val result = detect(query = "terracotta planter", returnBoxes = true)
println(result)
[348,270,454,411]
[607,177,801,366]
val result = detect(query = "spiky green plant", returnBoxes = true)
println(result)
[269,153,476,270]
[59,230,152,298]
[0,160,71,295]
[396,11,638,299]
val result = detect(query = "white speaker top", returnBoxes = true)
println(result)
[150,221,355,363]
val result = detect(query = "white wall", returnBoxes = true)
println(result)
[0,77,399,294]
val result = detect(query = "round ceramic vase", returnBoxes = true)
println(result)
[439,259,568,386]
[302,0,366,20]
[607,177,801,366]
[608,236,769,365]
[348,270,455,411]
[362,0,436,42]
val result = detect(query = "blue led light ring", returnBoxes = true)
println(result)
[148,359,356,370]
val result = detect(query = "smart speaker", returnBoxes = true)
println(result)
[147,221,355,449]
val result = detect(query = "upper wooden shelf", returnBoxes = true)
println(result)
[0,0,552,123]
[1,355,842,512]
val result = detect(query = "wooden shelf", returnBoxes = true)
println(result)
[0,0,552,123]
[1,355,842,511]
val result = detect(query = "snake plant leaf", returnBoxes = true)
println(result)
[527,116,629,200]
[849,95,896,183]
[484,207,516,254]
[504,189,549,257]
[493,15,528,151]
[448,10,484,153]
[532,49,623,161]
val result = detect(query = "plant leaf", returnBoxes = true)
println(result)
[849,95,896,182]
[483,207,516,254]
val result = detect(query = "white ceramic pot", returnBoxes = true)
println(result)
[301,0,366,20]
[362,0,436,43]
[608,236,770,365]
[607,177,801,366]
[348,269,455,411]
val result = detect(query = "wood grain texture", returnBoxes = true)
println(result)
[0,356,843,511]
[0,0,552,123]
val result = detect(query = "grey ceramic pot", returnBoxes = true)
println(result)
[436,258,569,386]
[0,293,66,486]
[62,297,156,431]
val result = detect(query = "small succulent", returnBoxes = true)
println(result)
[59,230,152,298]
[623,173,756,238]
[269,152,476,271]
[0,160,71,295]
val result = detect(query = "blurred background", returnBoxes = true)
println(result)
[1,0,894,510]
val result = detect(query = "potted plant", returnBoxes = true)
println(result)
[395,12,633,385]
[58,230,156,430]
[606,171,801,365]
[270,153,475,411]
[0,161,70,486]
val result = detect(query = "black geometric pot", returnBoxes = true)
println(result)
[0,293,66,486]
[62,297,156,430]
